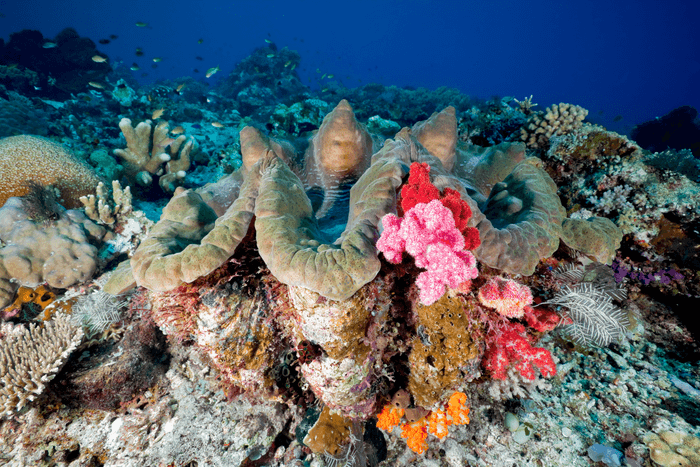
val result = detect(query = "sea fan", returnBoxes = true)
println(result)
[542,283,629,347]
[70,290,125,338]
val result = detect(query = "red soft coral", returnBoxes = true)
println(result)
[483,322,556,380]
[399,162,439,214]
[439,187,481,250]
[523,305,563,332]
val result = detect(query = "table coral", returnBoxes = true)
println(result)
[0,135,101,209]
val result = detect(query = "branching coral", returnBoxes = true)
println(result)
[521,102,588,148]
[113,118,194,192]
[79,180,133,226]
[0,312,84,416]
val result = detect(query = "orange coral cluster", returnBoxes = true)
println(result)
[377,391,470,454]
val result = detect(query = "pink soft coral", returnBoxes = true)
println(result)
[477,277,533,318]
[378,199,478,305]
[398,162,481,250]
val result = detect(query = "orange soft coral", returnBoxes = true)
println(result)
[376,405,405,431]
[446,391,470,425]
[401,420,428,454]
[427,409,449,439]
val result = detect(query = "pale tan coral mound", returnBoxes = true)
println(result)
[0,313,84,416]
[560,216,623,265]
[643,431,700,466]
[0,197,109,308]
[0,135,101,208]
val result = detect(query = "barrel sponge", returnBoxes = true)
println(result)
[560,217,623,264]
[0,135,101,209]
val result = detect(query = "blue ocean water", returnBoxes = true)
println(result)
[2,0,697,135]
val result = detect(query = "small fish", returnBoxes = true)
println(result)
[265,39,271,43]
[92,55,107,63]
[152,108,165,119]
[206,97,213,103]
[110,34,118,39]
[197,38,204,44]
[176,83,185,93]
[42,41,57,48]
[327,74,333,78]
[135,48,144,57]
[192,124,202,129]
[211,122,224,128]
[98,39,110,45]
[130,63,140,71]
[290,64,296,71]
[152,57,162,62]
[171,126,185,135]
[284,60,291,67]
[193,68,199,73]
[33,86,42,91]
[195,56,203,61]
[88,81,105,89]
[147,95,152,102]
[266,53,275,58]
[321,73,326,79]
[613,115,623,122]
[321,88,329,92]
[205,65,219,78]
[135,22,148,27]
[80,94,92,102]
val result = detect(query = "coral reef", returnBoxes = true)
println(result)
[113,118,194,192]
[0,135,101,208]
[0,92,49,137]
[0,28,111,99]
[0,313,83,416]
[0,196,109,308]
[631,105,700,157]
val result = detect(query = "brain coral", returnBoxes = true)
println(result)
[0,135,101,208]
